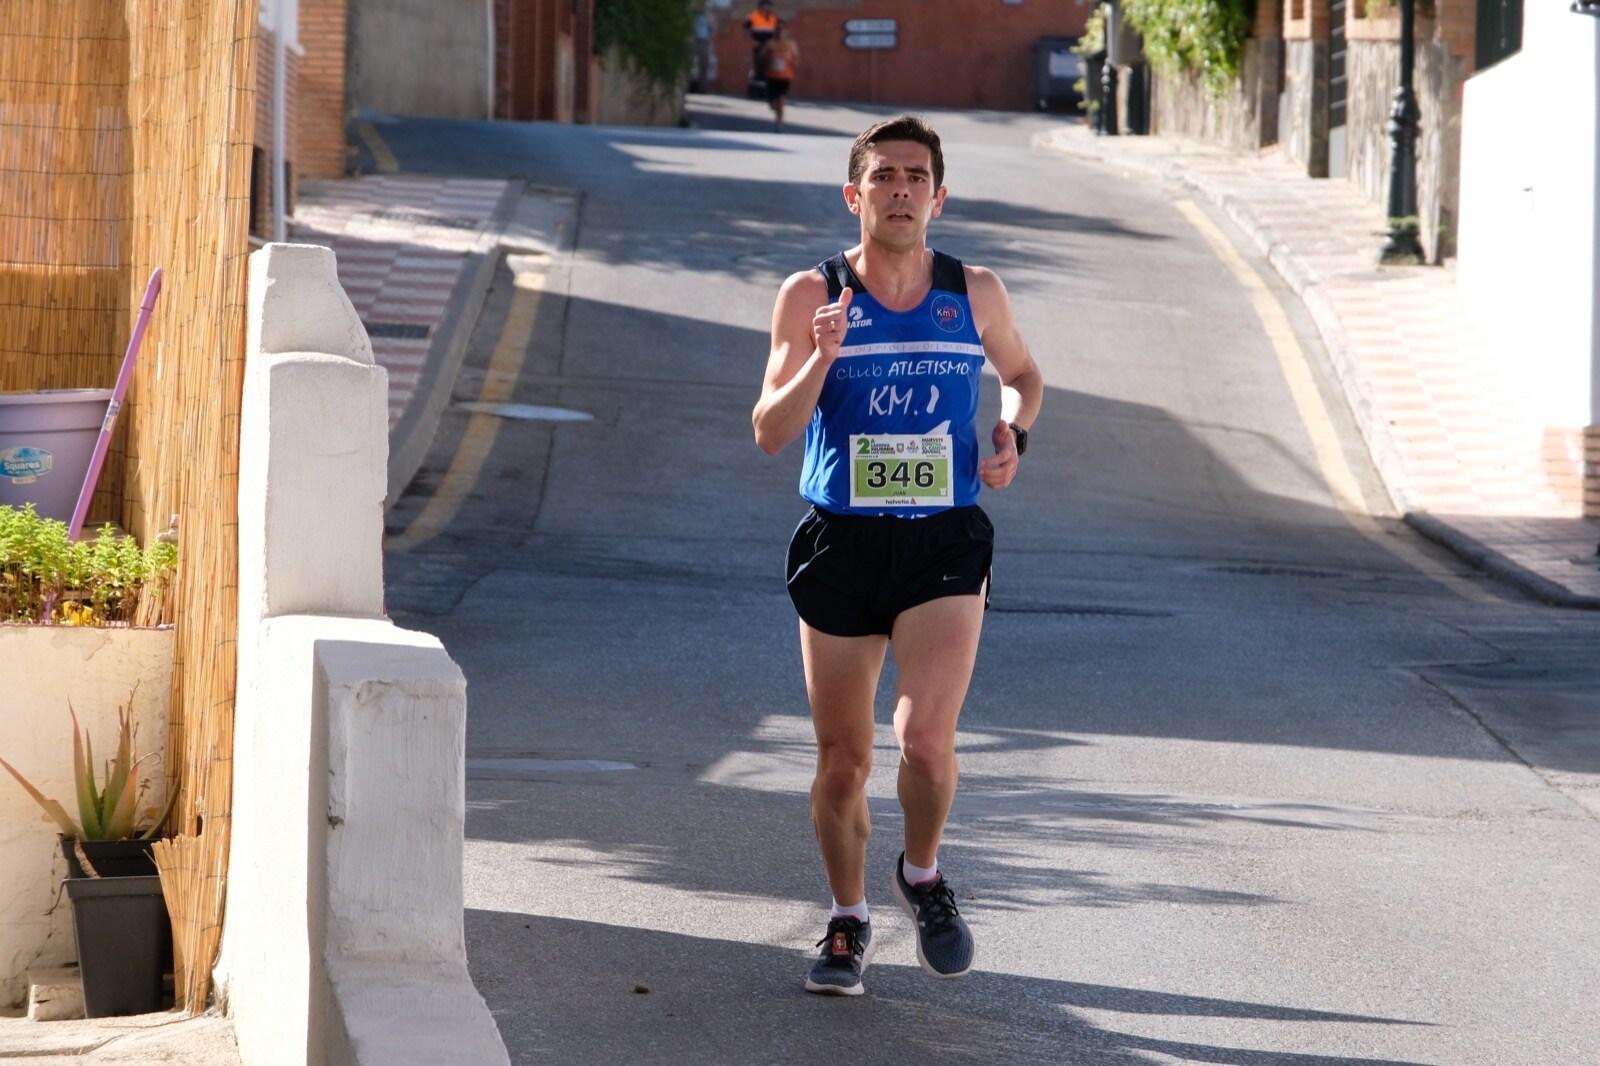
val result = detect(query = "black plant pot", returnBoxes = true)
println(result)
[64,874,169,1017]
[60,835,159,878]
[60,836,175,977]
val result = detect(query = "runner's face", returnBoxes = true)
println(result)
[844,142,946,250]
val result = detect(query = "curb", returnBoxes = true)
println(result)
[1037,128,1600,602]
[1038,128,1414,517]
[1404,512,1600,610]
[386,179,527,504]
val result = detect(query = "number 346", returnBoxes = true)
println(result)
[865,460,936,490]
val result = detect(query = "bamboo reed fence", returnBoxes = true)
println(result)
[1,0,257,1013]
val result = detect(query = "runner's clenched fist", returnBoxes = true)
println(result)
[814,286,854,361]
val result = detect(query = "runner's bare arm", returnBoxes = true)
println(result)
[753,272,854,455]
[967,266,1043,489]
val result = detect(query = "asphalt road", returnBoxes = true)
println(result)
[379,97,1600,1065]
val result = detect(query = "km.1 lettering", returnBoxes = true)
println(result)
[868,385,914,417]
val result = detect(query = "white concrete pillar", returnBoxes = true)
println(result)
[224,244,507,1065]
[240,242,387,621]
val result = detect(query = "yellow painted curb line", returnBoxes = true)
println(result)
[388,257,548,552]
[1175,200,1505,607]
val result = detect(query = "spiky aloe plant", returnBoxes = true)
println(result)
[0,703,161,841]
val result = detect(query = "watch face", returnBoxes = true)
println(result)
[1010,424,1028,455]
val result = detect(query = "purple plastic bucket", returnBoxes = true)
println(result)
[0,389,113,522]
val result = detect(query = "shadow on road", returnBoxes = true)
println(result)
[467,910,1433,1066]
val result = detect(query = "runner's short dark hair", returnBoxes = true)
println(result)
[848,115,944,189]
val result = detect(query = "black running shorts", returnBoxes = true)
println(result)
[786,505,994,638]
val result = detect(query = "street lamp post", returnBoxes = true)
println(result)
[1100,55,1119,135]
[1379,0,1425,263]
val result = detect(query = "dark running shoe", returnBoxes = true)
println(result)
[890,852,975,978]
[804,916,874,996]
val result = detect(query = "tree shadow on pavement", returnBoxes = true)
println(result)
[463,764,1361,913]
[465,911,1434,1066]
[354,112,1166,284]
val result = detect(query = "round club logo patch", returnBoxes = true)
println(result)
[931,294,964,333]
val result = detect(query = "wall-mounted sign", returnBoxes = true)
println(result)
[844,18,897,34]
[844,32,897,49]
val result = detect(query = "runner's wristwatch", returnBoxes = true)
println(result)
[1008,422,1029,456]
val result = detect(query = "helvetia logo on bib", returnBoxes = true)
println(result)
[931,294,963,333]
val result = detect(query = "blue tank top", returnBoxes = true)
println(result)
[799,251,987,517]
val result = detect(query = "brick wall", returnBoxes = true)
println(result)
[1433,0,1476,59]
[298,0,348,178]
[496,0,591,122]
[1284,0,1332,40]
[711,0,1090,112]
[1588,426,1600,518]
[252,29,301,236]
[1541,427,1587,512]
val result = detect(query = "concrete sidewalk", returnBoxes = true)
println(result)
[289,173,572,501]
[1041,122,1600,608]
[0,1007,241,1063]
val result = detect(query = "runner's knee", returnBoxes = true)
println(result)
[815,743,872,805]
[897,725,956,780]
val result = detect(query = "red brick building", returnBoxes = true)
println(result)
[710,0,1091,112]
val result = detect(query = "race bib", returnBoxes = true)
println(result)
[849,434,953,509]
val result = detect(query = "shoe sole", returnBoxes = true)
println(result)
[890,871,975,980]
[804,938,876,996]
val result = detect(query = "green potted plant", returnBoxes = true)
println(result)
[0,503,177,627]
[0,504,177,1009]
[1,701,175,1017]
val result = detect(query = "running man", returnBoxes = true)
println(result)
[743,0,779,94]
[762,23,799,132]
[752,115,1043,996]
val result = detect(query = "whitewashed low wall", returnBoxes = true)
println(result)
[0,625,172,1007]
[217,243,506,1065]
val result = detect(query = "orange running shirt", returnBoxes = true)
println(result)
[766,40,798,79]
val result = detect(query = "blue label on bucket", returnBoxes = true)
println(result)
[0,447,53,483]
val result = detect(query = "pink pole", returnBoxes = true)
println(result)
[69,268,162,541]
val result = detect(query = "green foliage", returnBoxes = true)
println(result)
[0,696,165,842]
[595,0,696,95]
[1072,5,1108,115]
[0,505,177,626]
[1121,0,1255,97]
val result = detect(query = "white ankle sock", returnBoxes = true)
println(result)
[901,855,938,885]
[831,898,870,923]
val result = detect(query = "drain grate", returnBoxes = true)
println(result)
[1211,565,1342,579]
[367,208,479,231]
[363,321,431,339]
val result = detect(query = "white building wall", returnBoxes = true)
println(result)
[1457,7,1600,432]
